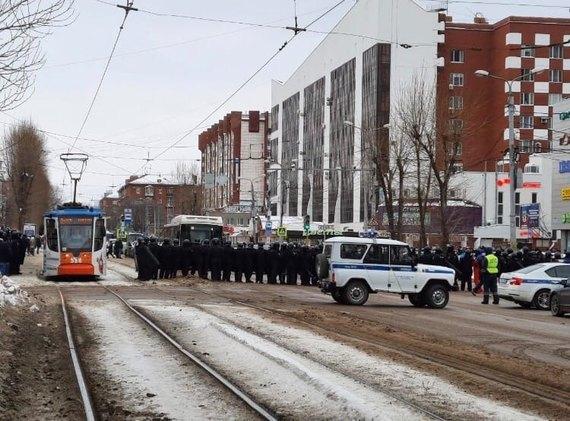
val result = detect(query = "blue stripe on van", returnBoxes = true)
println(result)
[330,263,454,274]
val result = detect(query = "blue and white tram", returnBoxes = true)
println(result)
[43,205,107,278]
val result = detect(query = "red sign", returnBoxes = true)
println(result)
[496,178,511,187]
[522,182,541,189]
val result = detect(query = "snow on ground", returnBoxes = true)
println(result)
[143,304,432,420]
[143,303,544,421]
[0,276,28,307]
[73,301,255,420]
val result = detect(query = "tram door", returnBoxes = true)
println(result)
[43,217,60,277]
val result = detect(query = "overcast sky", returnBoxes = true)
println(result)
[5,0,569,205]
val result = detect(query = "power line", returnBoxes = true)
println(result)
[69,0,136,152]
[135,0,354,173]
[446,0,569,9]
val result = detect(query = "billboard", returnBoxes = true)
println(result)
[520,203,540,230]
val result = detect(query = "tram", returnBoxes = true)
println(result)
[43,204,107,278]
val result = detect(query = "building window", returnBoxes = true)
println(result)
[520,68,534,81]
[450,49,464,63]
[451,162,463,173]
[497,191,504,224]
[550,69,562,83]
[449,96,463,110]
[550,44,563,59]
[534,142,542,153]
[449,73,464,86]
[549,93,563,105]
[521,45,534,57]
[531,192,538,203]
[449,118,463,132]
[136,187,141,195]
[515,192,520,227]
[521,92,534,105]
[520,116,534,129]
[520,139,531,153]
[144,185,154,197]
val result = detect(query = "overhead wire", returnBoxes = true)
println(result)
[68,0,135,152]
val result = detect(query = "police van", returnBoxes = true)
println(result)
[318,237,456,308]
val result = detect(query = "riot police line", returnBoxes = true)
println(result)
[133,237,322,285]
[0,230,39,276]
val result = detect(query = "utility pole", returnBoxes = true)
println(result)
[507,86,517,245]
[475,67,546,245]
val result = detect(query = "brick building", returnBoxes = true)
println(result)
[438,15,570,171]
[100,175,202,234]
[198,111,269,226]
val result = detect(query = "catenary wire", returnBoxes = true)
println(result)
[68,1,134,152]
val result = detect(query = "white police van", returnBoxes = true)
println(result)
[318,237,456,308]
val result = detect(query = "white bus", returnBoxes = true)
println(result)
[163,215,224,244]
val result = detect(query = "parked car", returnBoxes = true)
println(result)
[550,280,570,317]
[318,237,455,307]
[498,263,570,310]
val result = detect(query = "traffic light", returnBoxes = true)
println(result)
[303,214,310,232]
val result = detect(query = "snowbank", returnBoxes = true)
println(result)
[0,276,27,307]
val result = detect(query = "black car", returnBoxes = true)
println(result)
[550,280,570,317]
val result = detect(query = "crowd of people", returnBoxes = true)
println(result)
[417,245,570,304]
[133,237,321,284]
[0,230,40,276]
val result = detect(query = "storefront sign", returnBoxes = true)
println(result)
[560,111,570,121]
[560,161,570,174]
[562,213,570,224]
[562,187,570,201]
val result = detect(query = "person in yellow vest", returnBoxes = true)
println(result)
[480,247,500,305]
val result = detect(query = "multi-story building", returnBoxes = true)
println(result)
[100,174,202,234]
[439,15,570,171]
[269,0,443,230]
[198,111,269,226]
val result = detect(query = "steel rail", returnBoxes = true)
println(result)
[101,285,277,421]
[58,287,96,421]
[189,286,570,409]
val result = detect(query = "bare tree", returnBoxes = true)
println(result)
[3,121,54,229]
[0,0,74,111]
[171,161,200,185]
[394,75,435,247]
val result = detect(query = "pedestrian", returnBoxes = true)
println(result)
[114,239,124,259]
[35,235,42,254]
[480,247,500,305]
[0,234,12,276]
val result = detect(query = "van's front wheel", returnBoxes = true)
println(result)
[425,284,449,309]
[343,280,369,305]
[331,288,346,304]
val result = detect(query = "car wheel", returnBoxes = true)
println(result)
[408,293,426,307]
[425,284,449,309]
[550,294,564,317]
[331,288,346,304]
[532,289,551,311]
[343,280,369,306]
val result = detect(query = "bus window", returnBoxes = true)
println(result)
[46,218,58,252]
[94,218,105,251]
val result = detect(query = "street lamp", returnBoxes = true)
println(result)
[475,67,546,244]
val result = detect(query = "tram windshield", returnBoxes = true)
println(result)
[59,217,93,252]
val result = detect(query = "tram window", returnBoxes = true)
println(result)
[94,218,105,251]
[46,218,58,252]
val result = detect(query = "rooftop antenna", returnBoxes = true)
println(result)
[60,153,89,205]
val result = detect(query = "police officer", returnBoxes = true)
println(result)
[198,239,210,279]
[222,241,234,282]
[209,238,223,281]
[159,239,171,279]
[267,243,280,284]
[135,238,159,281]
[285,243,297,285]
[234,243,245,283]
[254,243,265,283]
[481,247,500,305]
[244,243,255,283]
[180,239,192,276]
[148,237,160,279]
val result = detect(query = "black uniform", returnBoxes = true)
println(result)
[244,245,254,283]
[148,239,160,279]
[222,243,234,282]
[180,240,192,276]
[267,243,280,284]
[285,244,297,285]
[158,240,171,279]
[254,245,265,283]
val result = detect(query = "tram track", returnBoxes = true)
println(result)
[57,286,96,421]
[187,286,570,410]
[99,285,278,421]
